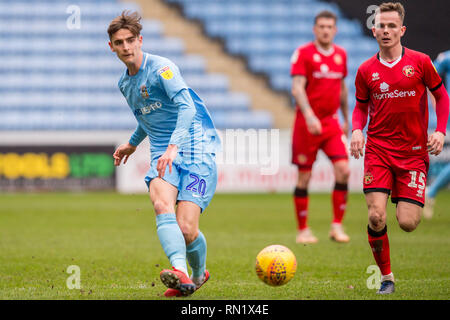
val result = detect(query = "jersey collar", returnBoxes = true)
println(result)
[314,42,335,56]
[377,47,405,68]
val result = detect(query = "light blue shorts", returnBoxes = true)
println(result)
[144,153,217,212]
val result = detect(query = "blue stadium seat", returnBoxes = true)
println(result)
[0,0,266,131]
[169,0,383,95]
[212,111,273,129]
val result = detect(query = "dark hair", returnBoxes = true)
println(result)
[376,2,405,23]
[314,10,338,25]
[107,10,142,39]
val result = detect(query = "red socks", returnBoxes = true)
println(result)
[367,225,391,276]
[332,183,348,224]
[293,188,308,230]
[294,183,347,230]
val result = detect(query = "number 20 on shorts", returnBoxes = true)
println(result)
[186,174,206,196]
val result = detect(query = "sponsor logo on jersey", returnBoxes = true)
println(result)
[140,84,150,99]
[402,65,415,77]
[320,64,329,73]
[380,82,389,92]
[313,53,321,62]
[158,66,174,80]
[364,172,373,185]
[312,65,344,79]
[373,88,416,100]
[371,72,380,81]
[134,101,163,116]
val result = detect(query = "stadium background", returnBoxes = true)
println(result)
[1,0,448,193]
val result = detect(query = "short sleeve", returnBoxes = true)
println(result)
[290,48,307,76]
[157,61,188,100]
[422,55,443,92]
[355,68,369,102]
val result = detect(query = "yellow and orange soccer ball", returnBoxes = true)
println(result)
[255,245,297,286]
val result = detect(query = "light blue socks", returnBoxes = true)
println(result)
[156,213,188,276]
[186,230,207,279]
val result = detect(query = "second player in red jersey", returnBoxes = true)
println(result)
[291,10,351,244]
[354,47,443,157]
[350,2,449,295]
[354,47,444,205]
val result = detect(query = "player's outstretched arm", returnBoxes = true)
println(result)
[113,143,137,166]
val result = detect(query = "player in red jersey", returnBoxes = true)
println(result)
[350,2,449,294]
[291,10,351,244]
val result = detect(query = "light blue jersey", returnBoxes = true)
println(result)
[118,52,220,211]
[435,50,450,88]
[118,52,221,159]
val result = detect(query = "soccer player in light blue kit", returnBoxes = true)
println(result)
[424,50,450,219]
[107,11,220,297]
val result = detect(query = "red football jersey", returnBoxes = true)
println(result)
[291,42,347,121]
[355,47,442,156]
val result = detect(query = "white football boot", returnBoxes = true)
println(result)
[296,228,318,244]
[329,223,350,243]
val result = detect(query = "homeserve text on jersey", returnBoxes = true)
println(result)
[180,303,269,317]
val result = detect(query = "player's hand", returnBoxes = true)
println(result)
[350,129,365,159]
[157,144,178,178]
[427,131,445,156]
[305,114,322,135]
[113,143,136,166]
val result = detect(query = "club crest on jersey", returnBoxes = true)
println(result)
[313,53,321,62]
[402,65,415,77]
[379,82,389,93]
[158,66,174,80]
[371,72,380,81]
[333,54,343,65]
[140,84,149,99]
[364,172,373,185]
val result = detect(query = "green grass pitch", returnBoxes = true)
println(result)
[0,191,449,300]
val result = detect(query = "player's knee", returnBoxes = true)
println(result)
[178,221,199,244]
[334,163,350,183]
[398,216,420,232]
[368,206,386,231]
[341,167,350,181]
[152,199,174,215]
[337,168,350,183]
[396,204,421,232]
[297,171,311,188]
